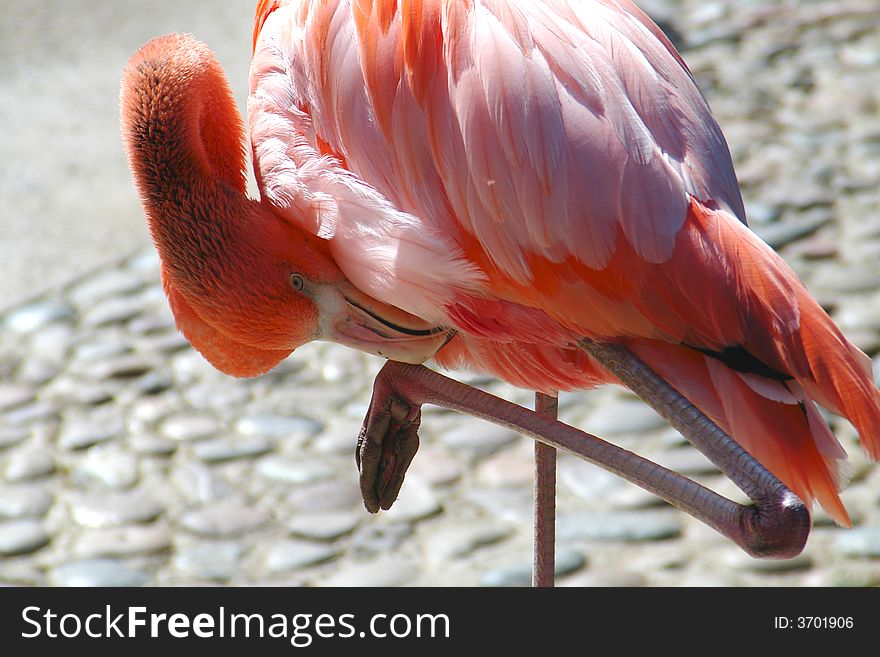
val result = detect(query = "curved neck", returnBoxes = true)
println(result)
[121,33,247,207]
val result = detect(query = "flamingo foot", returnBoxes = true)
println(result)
[356,374,422,512]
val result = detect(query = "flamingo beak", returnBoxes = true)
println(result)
[314,282,452,364]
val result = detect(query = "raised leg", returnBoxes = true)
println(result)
[357,357,810,559]
[533,393,558,587]
[576,339,811,556]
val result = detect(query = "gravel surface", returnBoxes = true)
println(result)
[1,0,879,586]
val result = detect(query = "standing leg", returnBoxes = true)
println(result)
[533,392,558,587]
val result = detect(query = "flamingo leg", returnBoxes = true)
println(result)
[357,357,810,559]
[576,338,812,550]
[533,393,557,587]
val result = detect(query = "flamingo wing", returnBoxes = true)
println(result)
[251,0,742,282]
[249,0,753,335]
[249,0,880,522]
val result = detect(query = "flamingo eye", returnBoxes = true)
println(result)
[290,273,305,291]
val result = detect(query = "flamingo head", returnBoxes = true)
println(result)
[121,33,449,377]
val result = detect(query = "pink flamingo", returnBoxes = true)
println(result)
[121,0,880,584]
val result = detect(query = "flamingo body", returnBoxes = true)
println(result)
[122,0,880,527]
[247,0,880,524]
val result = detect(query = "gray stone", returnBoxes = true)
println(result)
[194,436,273,463]
[557,389,590,411]
[786,232,839,261]
[424,525,513,563]
[256,456,335,484]
[441,420,519,456]
[18,359,62,386]
[404,447,463,487]
[172,542,243,581]
[130,370,174,395]
[137,280,169,302]
[836,301,880,334]
[287,510,362,541]
[2,401,60,426]
[841,329,880,357]
[744,200,781,225]
[4,300,74,333]
[465,487,534,525]
[159,414,223,442]
[128,395,181,426]
[81,296,146,327]
[276,386,359,416]
[264,539,340,573]
[654,448,719,476]
[319,556,420,587]
[0,520,50,555]
[170,462,235,504]
[0,485,53,519]
[0,426,28,450]
[127,248,161,275]
[71,340,129,365]
[128,433,179,456]
[820,565,880,588]
[49,559,150,587]
[811,265,880,295]
[311,420,364,455]
[560,458,631,503]
[286,478,363,513]
[382,483,442,523]
[183,382,251,412]
[349,523,413,557]
[141,331,192,355]
[0,384,37,412]
[58,412,124,450]
[90,355,158,380]
[722,549,813,573]
[561,570,648,587]
[28,324,75,363]
[659,427,689,448]
[46,378,115,407]
[73,525,172,558]
[558,511,682,542]
[475,450,534,487]
[835,527,880,558]
[586,398,667,437]
[180,501,271,537]
[481,549,586,586]
[69,270,144,306]
[549,547,589,578]
[752,212,830,250]
[236,413,323,439]
[171,350,220,383]
[69,491,163,527]
[4,449,55,481]
[0,561,43,586]
[128,315,175,335]
[71,450,139,489]
[604,483,669,511]
[318,348,373,383]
